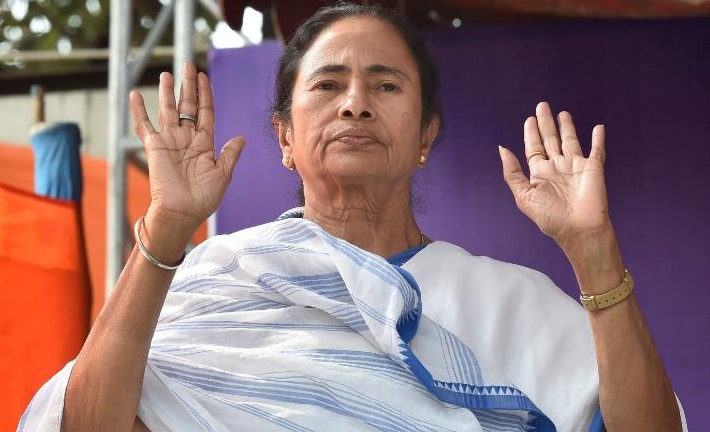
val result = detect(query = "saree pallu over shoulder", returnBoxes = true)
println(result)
[22,217,606,431]
[152,218,555,431]
[402,242,601,431]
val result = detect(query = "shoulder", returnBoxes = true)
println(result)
[178,219,292,270]
[406,241,569,303]
[403,240,592,365]
[403,240,588,345]
[405,241,599,430]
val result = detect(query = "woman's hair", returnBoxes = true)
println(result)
[271,2,443,131]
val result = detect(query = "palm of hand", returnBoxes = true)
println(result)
[130,65,245,231]
[500,103,611,246]
[525,153,608,240]
[145,126,223,216]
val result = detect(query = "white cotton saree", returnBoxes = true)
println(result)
[18,215,687,431]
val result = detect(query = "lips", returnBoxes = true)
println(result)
[332,128,379,146]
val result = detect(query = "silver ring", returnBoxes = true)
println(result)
[179,113,197,123]
[526,151,548,164]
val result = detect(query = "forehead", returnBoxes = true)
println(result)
[298,16,418,79]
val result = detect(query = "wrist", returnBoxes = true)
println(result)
[560,227,626,295]
[145,206,202,234]
[140,208,198,265]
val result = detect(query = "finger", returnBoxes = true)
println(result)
[524,116,548,165]
[589,124,606,164]
[177,63,199,128]
[196,72,215,135]
[217,136,247,180]
[158,72,178,129]
[129,90,157,140]
[558,111,583,158]
[499,145,533,209]
[535,101,562,157]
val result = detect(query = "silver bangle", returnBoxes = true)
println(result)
[133,216,185,270]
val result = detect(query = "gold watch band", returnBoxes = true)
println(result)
[580,268,634,311]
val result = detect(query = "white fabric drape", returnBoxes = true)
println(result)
[18,217,686,431]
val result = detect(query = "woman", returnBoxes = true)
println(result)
[21,4,684,431]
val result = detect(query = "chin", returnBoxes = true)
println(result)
[330,161,387,180]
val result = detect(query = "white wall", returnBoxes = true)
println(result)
[0,86,159,158]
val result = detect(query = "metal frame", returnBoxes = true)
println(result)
[106,0,223,295]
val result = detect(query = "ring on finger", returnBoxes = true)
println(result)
[526,151,548,164]
[179,113,198,123]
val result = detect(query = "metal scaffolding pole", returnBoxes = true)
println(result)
[107,0,222,296]
[173,0,195,90]
[128,1,176,88]
[106,0,132,295]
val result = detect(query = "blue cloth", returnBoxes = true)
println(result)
[387,244,427,266]
[589,408,605,431]
[30,122,83,201]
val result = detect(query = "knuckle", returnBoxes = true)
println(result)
[524,137,541,148]
[543,134,559,145]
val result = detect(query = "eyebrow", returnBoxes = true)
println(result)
[366,64,409,81]
[305,63,410,82]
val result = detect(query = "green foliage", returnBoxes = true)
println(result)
[1,0,109,70]
[0,0,218,73]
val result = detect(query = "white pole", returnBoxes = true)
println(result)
[106,0,132,295]
[173,0,195,89]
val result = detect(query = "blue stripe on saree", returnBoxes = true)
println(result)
[146,211,584,430]
[272,211,557,430]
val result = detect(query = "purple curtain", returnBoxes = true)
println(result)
[210,17,710,428]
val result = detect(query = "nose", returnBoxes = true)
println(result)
[338,84,374,120]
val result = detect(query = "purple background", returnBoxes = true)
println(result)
[210,18,710,428]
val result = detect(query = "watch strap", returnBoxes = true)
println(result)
[580,268,634,311]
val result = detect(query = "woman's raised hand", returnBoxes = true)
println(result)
[130,63,245,237]
[498,102,613,251]
[59,65,245,432]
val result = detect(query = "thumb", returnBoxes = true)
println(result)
[217,136,246,180]
[498,145,532,202]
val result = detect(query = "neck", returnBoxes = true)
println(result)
[302,184,423,258]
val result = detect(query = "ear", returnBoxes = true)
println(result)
[420,115,440,158]
[273,114,293,155]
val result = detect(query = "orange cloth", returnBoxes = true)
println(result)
[0,184,91,432]
[0,144,207,321]
[0,143,208,429]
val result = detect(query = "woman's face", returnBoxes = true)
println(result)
[278,16,438,194]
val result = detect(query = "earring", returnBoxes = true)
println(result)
[419,154,427,167]
[282,154,295,171]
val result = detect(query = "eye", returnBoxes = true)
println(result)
[379,82,398,92]
[315,81,338,91]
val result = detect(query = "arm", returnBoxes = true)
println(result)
[566,229,680,431]
[498,102,681,431]
[61,64,245,432]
